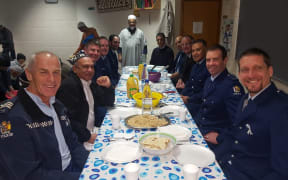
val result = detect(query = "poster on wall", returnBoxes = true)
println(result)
[96,0,132,12]
[222,18,233,52]
[192,21,203,34]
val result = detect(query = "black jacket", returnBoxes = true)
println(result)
[56,72,115,142]
[0,89,89,180]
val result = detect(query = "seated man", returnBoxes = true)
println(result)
[93,37,119,87]
[172,35,195,86]
[108,34,122,73]
[10,53,26,89]
[0,51,89,180]
[168,35,185,75]
[57,55,115,145]
[215,48,288,180]
[150,32,174,67]
[194,44,244,149]
[0,54,15,101]
[176,39,210,117]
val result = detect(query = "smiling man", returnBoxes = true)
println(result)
[215,48,288,180]
[178,39,210,117]
[0,51,89,180]
[92,36,120,87]
[57,55,114,147]
[194,44,244,149]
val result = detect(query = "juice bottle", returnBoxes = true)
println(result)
[138,64,144,80]
[126,74,139,99]
[142,79,152,111]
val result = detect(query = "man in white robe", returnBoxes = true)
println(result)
[119,15,145,66]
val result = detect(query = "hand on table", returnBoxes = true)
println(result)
[181,95,189,104]
[176,79,185,89]
[87,133,97,144]
[96,76,111,88]
[204,131,219,144]
[170,72,179,79]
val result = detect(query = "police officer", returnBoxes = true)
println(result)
[93,37,119,87]
[177,39,210,117]
[0,51,89,180]
[194,44,244,149]
[215,48,288,180]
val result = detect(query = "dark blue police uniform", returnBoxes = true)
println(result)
[215,83,288,180]
[93,55,119,87]
[0,90,89,180]
[195,69,244,142]
[182,59,210,117]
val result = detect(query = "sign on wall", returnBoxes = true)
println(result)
[96,0,133,12]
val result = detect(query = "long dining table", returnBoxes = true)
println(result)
[79,66,226,180]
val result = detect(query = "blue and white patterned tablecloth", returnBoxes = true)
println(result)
[80,67,226,180]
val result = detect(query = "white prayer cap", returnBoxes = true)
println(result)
[128,15,136,20]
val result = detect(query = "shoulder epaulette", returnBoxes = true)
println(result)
[0,100,15,114]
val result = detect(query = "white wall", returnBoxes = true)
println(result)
[0,0,79,60]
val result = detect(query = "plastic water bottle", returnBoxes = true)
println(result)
[142,64,148,80]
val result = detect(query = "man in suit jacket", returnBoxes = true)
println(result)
[57,55,115,145]
[174,35,195,88]
[215,48,288,180]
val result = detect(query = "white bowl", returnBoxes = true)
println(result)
[139,132,176,155]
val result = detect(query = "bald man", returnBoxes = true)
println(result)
[0,51,89,180]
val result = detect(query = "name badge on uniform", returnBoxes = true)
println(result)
[0,102,14,113]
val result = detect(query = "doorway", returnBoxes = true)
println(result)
[181,0,222,47]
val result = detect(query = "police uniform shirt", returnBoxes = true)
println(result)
[195,69,244,136]
[25,89,71,170]
[216,82,288,180]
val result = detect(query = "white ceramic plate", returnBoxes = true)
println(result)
[158,105,183,117]
[158,125,192,141]
[109,108,141,119]
[172,144,215,167]
[102,141,142,163]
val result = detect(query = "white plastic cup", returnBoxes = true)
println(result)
[179,108,187,121]
[160,84,166,92]
[124,163,140,180]
[111,114,120,129]
[162,71,168,79]
[183,164,199,180]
